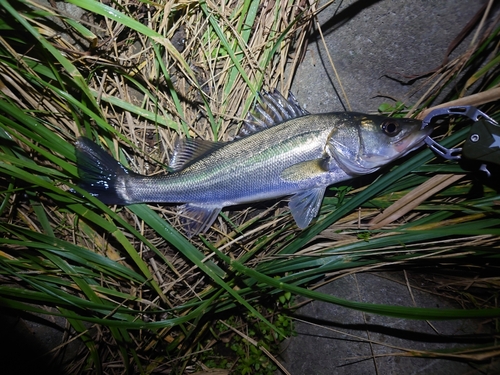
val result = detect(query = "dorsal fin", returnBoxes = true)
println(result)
[236,89,309,138]
[170,137,226,171]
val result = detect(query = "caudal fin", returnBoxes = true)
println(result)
[75,137,132,204]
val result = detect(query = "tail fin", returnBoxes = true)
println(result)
[75,137,132,204]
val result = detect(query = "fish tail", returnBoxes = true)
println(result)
[75,137,133,204]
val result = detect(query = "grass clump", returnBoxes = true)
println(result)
[201,308,293,374]
[0,0,311,372]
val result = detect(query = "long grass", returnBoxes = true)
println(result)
[1,0,500,373]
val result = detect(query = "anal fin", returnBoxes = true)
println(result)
[289,188,326,229]
[178,203,222,237]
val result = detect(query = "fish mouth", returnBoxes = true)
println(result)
[394,126,433,156]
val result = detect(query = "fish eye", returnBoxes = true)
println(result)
[381,120,400,137]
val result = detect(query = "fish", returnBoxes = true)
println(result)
[75,90,431,237]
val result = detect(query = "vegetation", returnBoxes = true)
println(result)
[0,0,499,373]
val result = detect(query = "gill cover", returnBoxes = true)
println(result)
[328,115,429,175]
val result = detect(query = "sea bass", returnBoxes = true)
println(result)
[76,90,431,237]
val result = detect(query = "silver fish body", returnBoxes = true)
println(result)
[76,90,431,236]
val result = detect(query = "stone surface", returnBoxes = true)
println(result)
[279,272,499,374]
[291,0,488,113]
[0,308,82,375]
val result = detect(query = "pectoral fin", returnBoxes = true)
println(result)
[178,204,222,237]
[281,159,329,181]
[289,188,326,229]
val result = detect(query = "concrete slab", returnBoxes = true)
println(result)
[291,0,488,113]
[279,272,499,374]
[0,308,82,375]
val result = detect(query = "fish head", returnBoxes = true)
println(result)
[328,114,432,175]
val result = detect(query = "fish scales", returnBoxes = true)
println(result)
[76,90,431,237]
[125,114,346,205]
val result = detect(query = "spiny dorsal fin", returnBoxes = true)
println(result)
[236,89,309,138]
[170,137,226,171]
